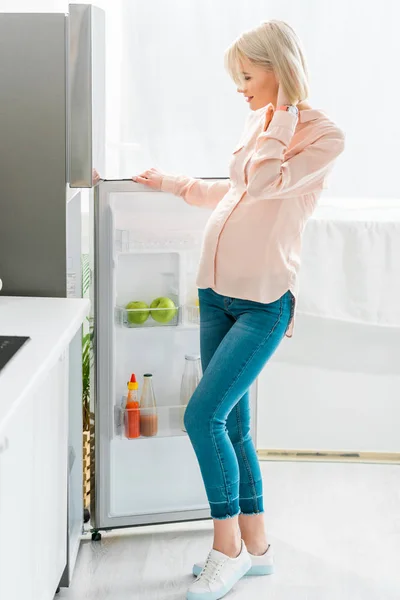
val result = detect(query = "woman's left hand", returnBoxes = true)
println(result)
[132,167,165,190]
[92,168,101,185]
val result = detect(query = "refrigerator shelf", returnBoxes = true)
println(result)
[115,229,202,253]
[115,404,188,439]
[115,303,200,329]
[115,303,180,328]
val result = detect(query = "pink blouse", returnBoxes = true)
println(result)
[161,103,345,336]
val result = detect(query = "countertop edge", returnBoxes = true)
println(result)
[0,298,90,435]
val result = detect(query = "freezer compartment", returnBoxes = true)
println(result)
[115,404,187,439]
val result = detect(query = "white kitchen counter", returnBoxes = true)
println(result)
[0,296,90,433]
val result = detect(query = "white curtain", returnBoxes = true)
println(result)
[97,0,400,199]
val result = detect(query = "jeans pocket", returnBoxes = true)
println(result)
[199,288,224,326]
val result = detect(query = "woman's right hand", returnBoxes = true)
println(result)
[132,167,165,190]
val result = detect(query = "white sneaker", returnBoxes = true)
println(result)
[187,539,251,600]
[192,543,274,578]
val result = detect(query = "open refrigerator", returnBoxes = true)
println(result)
[92,179,257,533]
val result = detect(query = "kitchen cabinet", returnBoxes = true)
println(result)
[0,353,68,600]
[0,296,89,599]
[0,394,35,600]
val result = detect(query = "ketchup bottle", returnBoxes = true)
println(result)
[125,373,140,439]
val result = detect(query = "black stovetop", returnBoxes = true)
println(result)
[0,336,30,373]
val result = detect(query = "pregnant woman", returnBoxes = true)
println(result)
[133,19,344,600]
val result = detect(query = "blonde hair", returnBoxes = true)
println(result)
[224,20,309,104]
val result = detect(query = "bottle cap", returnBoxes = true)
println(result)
[185,354,200,361]
[143,373,153,378]
[128,373,139,390]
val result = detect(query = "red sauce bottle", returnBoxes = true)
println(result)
[125,373,140,439]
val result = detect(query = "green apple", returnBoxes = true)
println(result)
[150,297,177,324]
[125,301,150,325]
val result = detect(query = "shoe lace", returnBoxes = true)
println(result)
[198,553,226,584]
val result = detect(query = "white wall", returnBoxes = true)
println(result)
[3,1,398,200]
[257,314,400,454]
[98,0,400,199]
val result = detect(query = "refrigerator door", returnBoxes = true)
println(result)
[93,180,258,529]
[68,4,105,188]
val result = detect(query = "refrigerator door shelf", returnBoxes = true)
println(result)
[115,228,202,254]
[116,404,188,440]
[115,302,181,329]
[115,303,200,329]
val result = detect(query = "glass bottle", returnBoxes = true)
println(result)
[140,374,158,437]
[180,354,202,431]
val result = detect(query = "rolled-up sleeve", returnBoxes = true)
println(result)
[247,111,345,199]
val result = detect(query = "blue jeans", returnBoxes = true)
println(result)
[184,287,294,520]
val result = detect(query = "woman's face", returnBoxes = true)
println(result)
[237,56,279,111]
